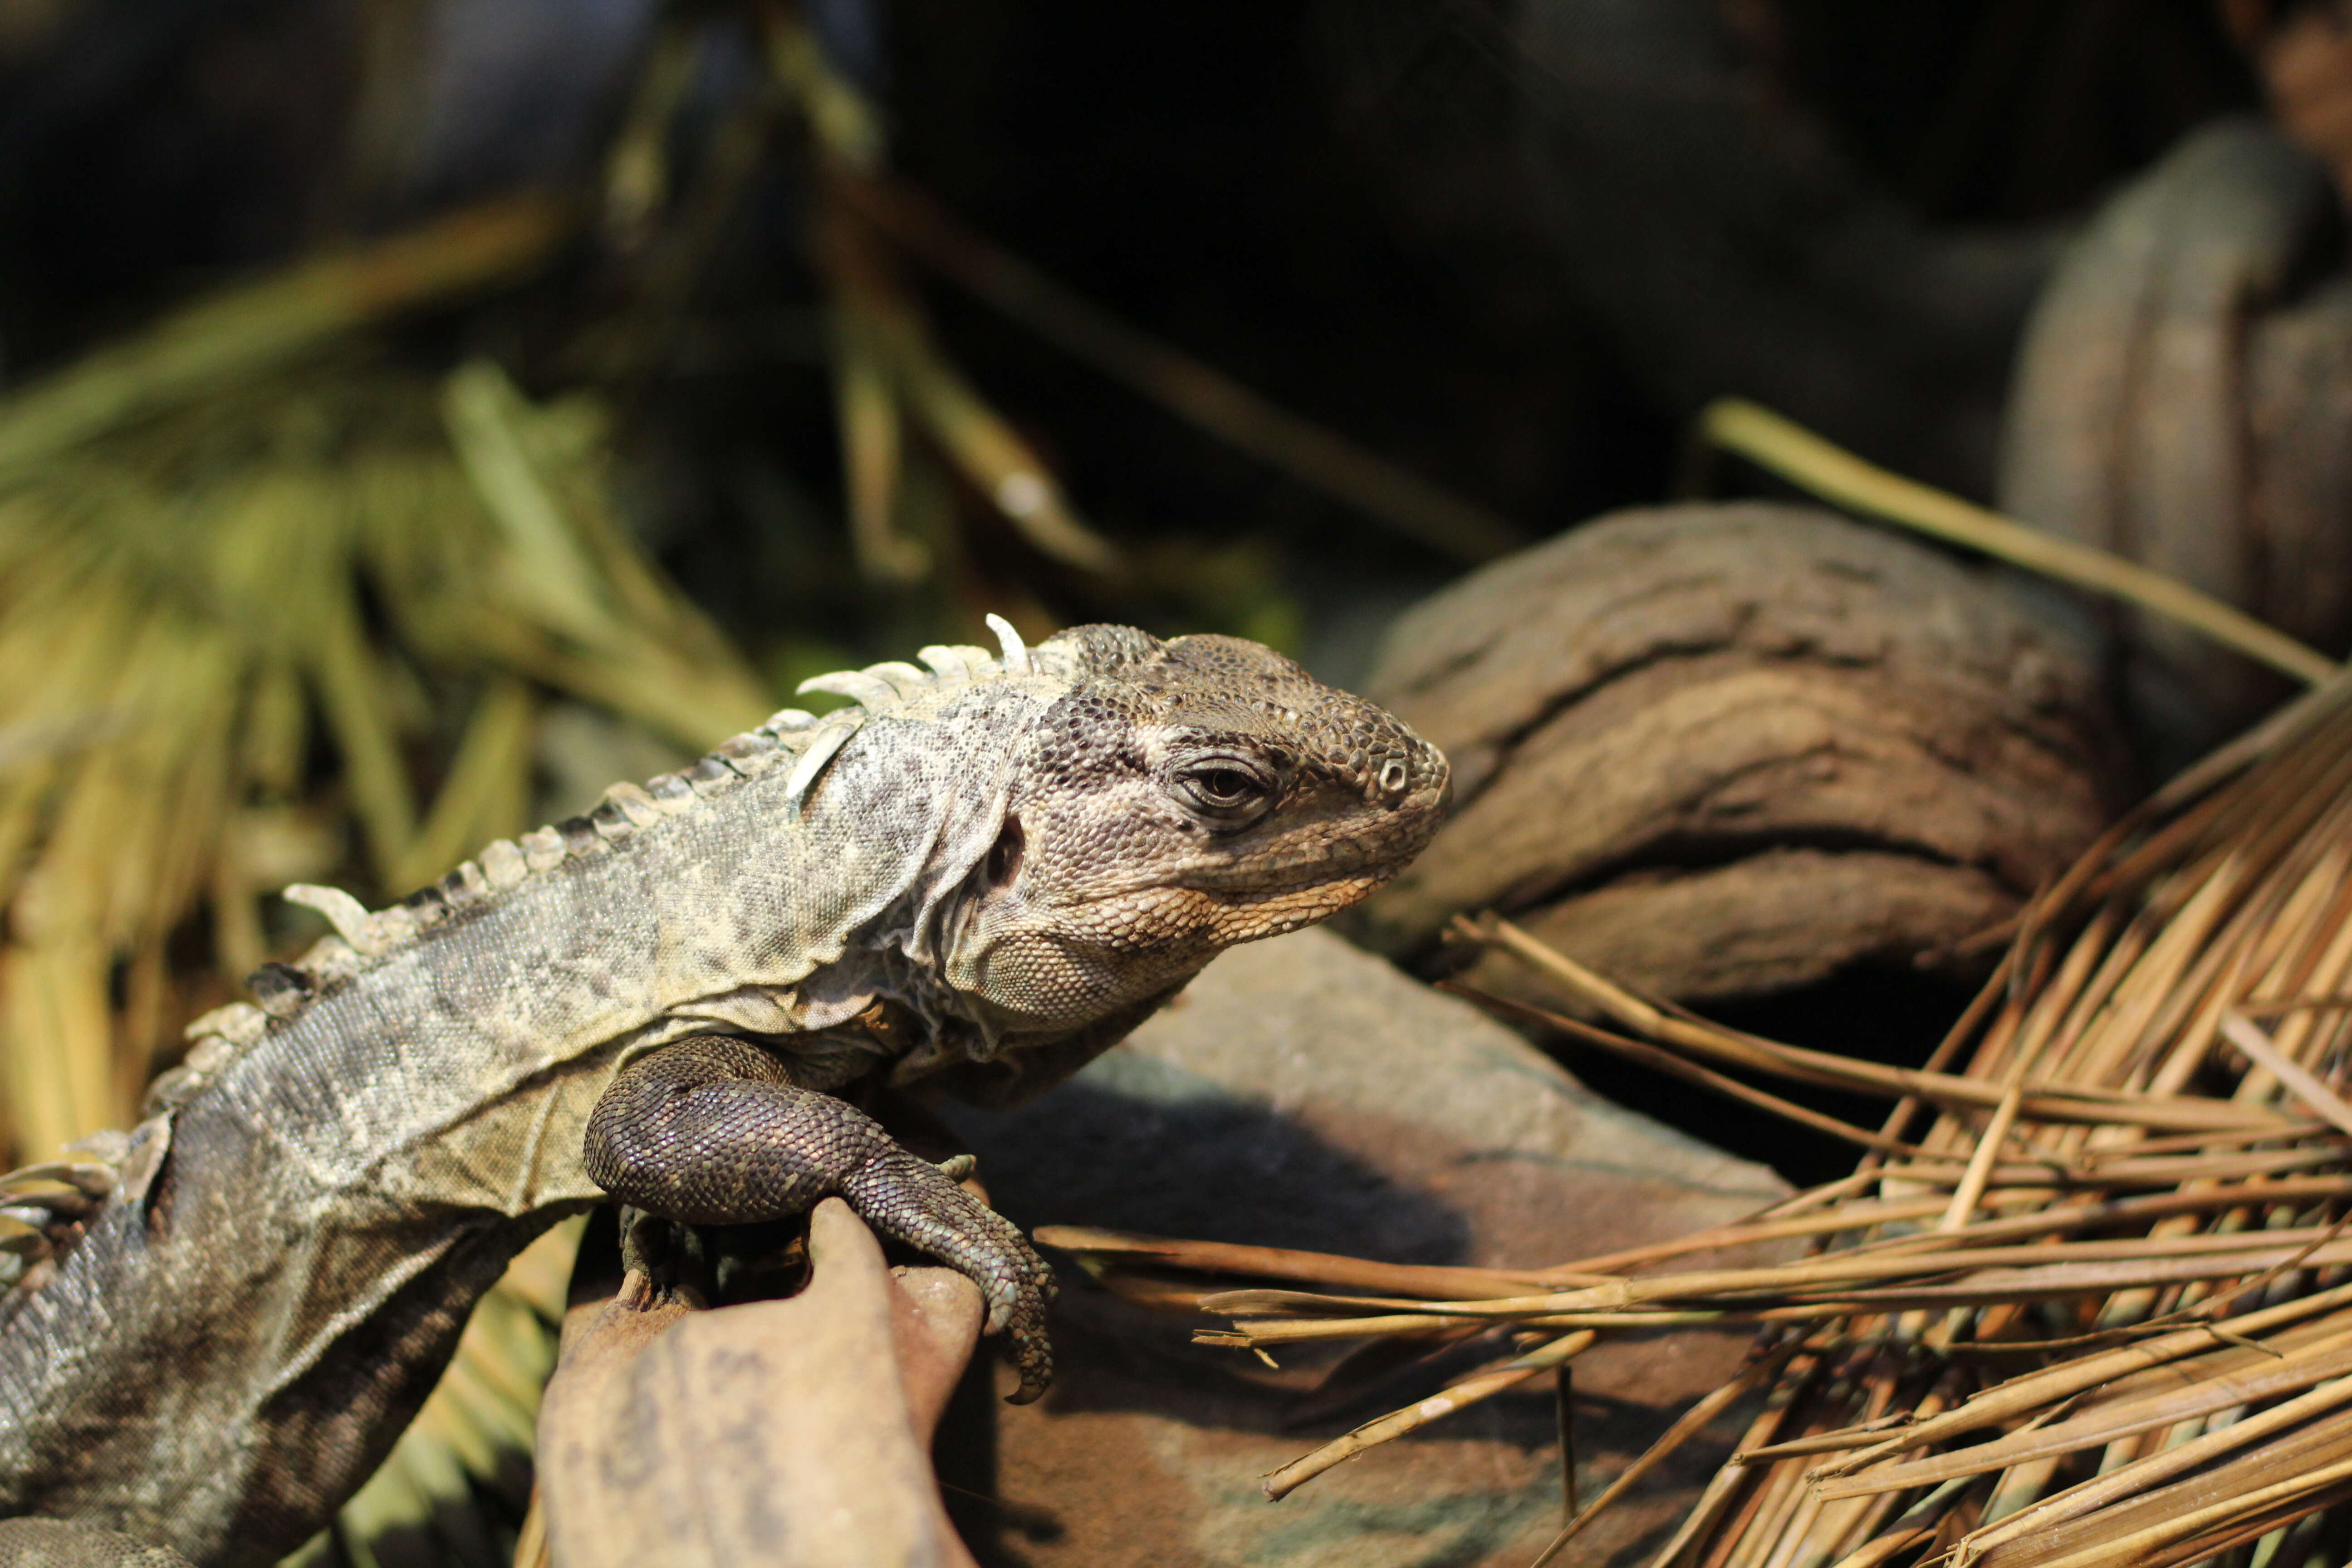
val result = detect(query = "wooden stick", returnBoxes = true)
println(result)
[1260,1332,1594,1500]
[1034,1226,1570,1297]
[1525,1343,1799,1568]
[2220,1012,2352,1138]
[1958,1381,2352,1555]
[1799,1279,2352,1474]
[1445,983,1929,1155]
[1470,918,2296,1133]
[1940,1087,2024,1232]
[2017,1456,2352,1568]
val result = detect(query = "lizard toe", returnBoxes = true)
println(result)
[840,1149,1058,1400]
[1001,1289,1054,1404]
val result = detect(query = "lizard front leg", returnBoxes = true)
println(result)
[582,1034,1056,1401]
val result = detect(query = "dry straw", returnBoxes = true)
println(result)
[0,234,774,1164]
[1699,397,2341,689]
[0,205,776,1564]
[1046,458,2352,1561]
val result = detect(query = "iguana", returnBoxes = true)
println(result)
[0,621,1447,1568]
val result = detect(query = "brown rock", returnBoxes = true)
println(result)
[936,927,1788,1568]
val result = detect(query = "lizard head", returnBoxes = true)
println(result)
[944,624,1449,1035]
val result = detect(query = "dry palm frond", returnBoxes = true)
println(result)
[833,172,1528,567]
[764,6,1524,576]
[0,210,777,1568]
[1047,670,2352,1566]
[762,7,1122,587]
[0,342,771,1163]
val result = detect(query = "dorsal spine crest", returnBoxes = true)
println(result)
[175,633,1057,1065]
[0,626,1126,1294]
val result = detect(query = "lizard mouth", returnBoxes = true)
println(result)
[1177,843,1418,894]
[1030,814,1434,918]
[1177,784,1449,893]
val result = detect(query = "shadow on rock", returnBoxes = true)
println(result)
[946,1062,1473,1267]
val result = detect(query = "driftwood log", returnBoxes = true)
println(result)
[2000,118,2352,767]
[1348,503,2122,1009]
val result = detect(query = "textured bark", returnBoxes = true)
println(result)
[1496,848,2017,1005]
[2001,119,2352,768]
[1351,503,2122,1007]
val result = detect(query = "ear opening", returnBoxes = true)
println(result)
[985,814,1025,887]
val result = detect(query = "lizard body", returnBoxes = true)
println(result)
[0,622,1446,1567]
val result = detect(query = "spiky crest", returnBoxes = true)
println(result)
[160,618,1063,1103]
[0,619,1070,1286]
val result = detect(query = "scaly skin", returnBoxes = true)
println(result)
[0,622,1446,1568]
[584,1034,1062,1395]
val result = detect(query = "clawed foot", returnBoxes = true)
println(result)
[614,1206,712,1310]
[843,1152,1058,1401]
[584,1038,1056,1400]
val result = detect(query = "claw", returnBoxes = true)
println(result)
[1004,1327,1052,1405]
[840,1148,1057,1403]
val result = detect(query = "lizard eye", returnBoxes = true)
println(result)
[1171,758,1274,827]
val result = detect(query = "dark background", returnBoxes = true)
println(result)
[0,0,2301,1185]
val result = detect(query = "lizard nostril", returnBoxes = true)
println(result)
[1377,759,1409,799]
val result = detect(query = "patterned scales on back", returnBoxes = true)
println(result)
[0,620,1449,1568]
